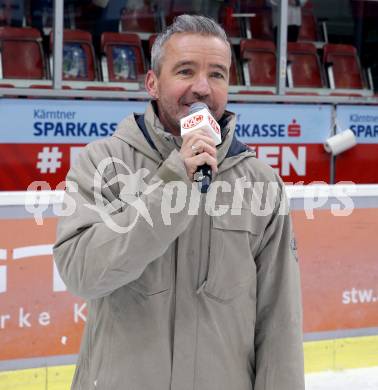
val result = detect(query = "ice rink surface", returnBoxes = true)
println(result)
[306,366,378,390]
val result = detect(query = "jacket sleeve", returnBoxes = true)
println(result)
[253,176,305,390]
[53,142,194,300]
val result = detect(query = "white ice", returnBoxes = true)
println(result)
[305,366,378,390]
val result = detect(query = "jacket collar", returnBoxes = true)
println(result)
[113,101,255,174]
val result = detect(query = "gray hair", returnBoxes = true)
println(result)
[151,14,230,76]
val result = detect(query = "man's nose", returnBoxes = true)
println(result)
[191,75,211,98]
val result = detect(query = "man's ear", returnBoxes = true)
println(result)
[145,70,159,99]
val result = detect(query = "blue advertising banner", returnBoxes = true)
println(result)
[335,105,378,183]
[336,106,378,144]
[0,99,334,188]
[0,100,333,144]
[228,103,332,144]
[227,103,332,183]
[0,99,146,144]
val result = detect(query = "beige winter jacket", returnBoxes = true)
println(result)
[53,102,305,390]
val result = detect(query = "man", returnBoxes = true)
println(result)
[53,14,305,390]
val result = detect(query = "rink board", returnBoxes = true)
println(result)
[0,185,377,387]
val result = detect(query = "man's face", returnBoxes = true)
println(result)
[145,33,231,135]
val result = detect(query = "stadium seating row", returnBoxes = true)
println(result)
[241,39,368,91]
[219,1,320,42]
[0,26,370,95]
[0,0,321,42]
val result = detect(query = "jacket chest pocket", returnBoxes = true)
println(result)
[129,245,173,296]
[203,212,267,303]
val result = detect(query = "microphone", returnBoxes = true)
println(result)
[180,102,222,193]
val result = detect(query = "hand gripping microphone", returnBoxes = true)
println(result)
[180,102,222,193]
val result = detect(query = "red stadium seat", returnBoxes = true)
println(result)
[219,5,242,37]
[29,84,71,89]
[119,2,157,33]
[239,89,274,95]
[148,33,157,52]
[323,44,365,89]
[0,26,47,79]
[50,29,98,81]
[287,42,324,88]
[101,32,146,82]
[250,9,274,41]
[164,3,199,29]
[240,39,276,87]
[85,86,125,91]
[148,33,157,65]
[229,45,241,85]
[298,7,319,42]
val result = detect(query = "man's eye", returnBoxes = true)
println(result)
[178,69,193,76]
[211,72,225,79]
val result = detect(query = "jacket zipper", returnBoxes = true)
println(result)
[171,239,178,366]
